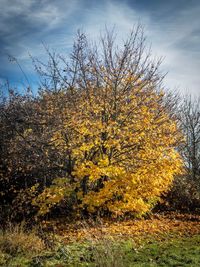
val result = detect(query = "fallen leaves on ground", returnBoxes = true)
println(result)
[41,212,200,243]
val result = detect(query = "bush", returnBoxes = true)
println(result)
[157,175,200,212]
[0,224,45,256]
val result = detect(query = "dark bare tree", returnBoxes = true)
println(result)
[180,95,200,184]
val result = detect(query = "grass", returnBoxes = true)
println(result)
[126,235,200,266]
[1,218,200,266]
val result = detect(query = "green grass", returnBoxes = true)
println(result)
[1,228,200,266]
[127,235,200,266]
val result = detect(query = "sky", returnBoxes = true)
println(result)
[0,0,199,96]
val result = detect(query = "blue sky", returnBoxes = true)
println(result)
[0,0,199,96]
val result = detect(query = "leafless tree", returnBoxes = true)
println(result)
[180,95,200,184]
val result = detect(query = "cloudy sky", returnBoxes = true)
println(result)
[0,0,199,96]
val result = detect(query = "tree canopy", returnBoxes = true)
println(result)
[0,26,183,219]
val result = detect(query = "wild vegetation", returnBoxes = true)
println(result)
[1,215,200,266]
[0,25,200,266]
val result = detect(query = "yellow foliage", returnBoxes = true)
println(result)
[33,71,183,217]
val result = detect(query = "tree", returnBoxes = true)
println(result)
[0,26,183,219]
[31,26,183,217]
[160,95,200,212]
[180,96,200,183]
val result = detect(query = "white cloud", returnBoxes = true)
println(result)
[143,5,200,96]
[0,0,199,96]
[75,1,200,95]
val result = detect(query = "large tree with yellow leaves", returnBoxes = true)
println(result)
[0,26,183,219]
[31,26,183,217]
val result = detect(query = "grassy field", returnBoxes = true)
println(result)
[1,214,200,266]
[1,234,200,266]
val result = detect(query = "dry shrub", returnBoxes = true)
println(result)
[159,175,200,212]
[0,224,45,256]
[66,219,131,267]
[89,239,127,267]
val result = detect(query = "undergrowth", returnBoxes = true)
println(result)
[1,219,200,266]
